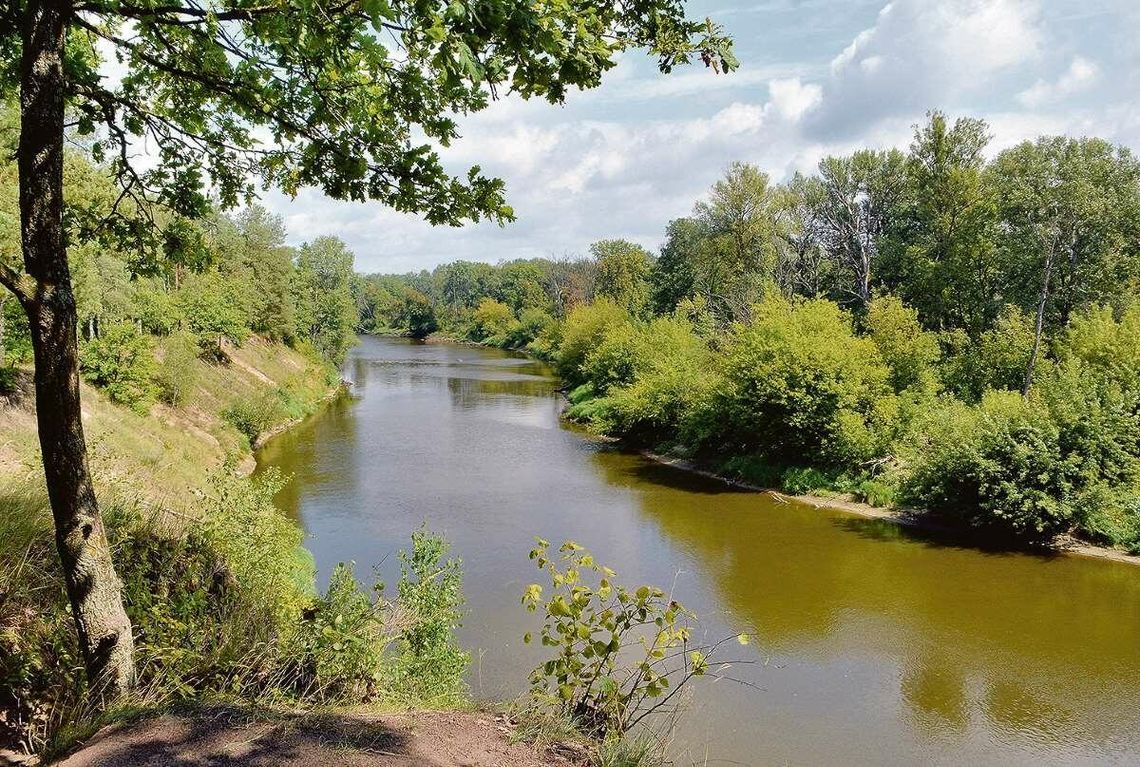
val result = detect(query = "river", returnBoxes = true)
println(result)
[256,335,1140,766]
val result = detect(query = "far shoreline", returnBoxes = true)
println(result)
[641,450,1140,569]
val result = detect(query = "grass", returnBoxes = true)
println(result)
[0,335,337,514]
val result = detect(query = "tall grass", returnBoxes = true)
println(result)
[0,472,470,758]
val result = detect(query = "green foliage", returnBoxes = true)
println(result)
[556,300,632,386]
[385,527,469,707]
[592,240,654,317]
[293,237,359,364]
[79,322,158,411]
[155,331,200,407]
[1058,305,1140,395]
[899,393,1081,542]
[703,297,892,467]
[471,297,516,342]
[223,393,287,446]
[867,296,940,392]
[522,539,734,739]
[1,471,473,750]
[398,288,439,339]
[781,466,836,495]
[507,308,556,350]
[940,305,1036,401]
[286,563,389,703]
[587,317,715,444]
[177,272,250,359]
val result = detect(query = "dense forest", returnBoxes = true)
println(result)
[359,112,1140,552]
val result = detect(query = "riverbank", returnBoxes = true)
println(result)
[642,450,1140,568]
[0,335,339,508]
[404,330,1140,568]
[48,706,577,767]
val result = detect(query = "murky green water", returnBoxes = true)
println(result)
[256,336,1140,766]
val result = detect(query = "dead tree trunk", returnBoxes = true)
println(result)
[15,0,136,702]
[1022,245,1056,397]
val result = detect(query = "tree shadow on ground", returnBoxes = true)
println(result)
[56,704,436,767]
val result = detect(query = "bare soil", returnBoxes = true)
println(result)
[51,707,579,767]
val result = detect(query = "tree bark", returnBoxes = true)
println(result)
[1022,247,1055,397]
[19,0,136,702]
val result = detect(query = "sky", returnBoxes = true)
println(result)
[260,0,1140,275]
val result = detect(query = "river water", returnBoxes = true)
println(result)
[256,335,1140,766]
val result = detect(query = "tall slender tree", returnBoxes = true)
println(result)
[0,0,735,699]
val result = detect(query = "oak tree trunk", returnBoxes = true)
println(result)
[19,0,136,702]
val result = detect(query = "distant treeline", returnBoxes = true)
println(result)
[356,111,1140,551]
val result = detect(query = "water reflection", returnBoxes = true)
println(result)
[594,451,1140,759]
[257,336,1140,767]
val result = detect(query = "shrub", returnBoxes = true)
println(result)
[285,563,388,702]
[855,478,898,508]
[1,472,473,754]
[384,527,468,706]
[155,331,200,407]
[866,295,940,393]
[900,392,1078,542]
[581,321,641,394]
[718,455,783,487]
[555,300,631,385]
[522,539,739,739]
[940,305,1034,401]
[507,308,555,350]
[177,272,250,358]
[223,393,286,446]
[702,297,893,468]
[781,466,835,495]
[1057,304,1140,396]
[470,298,516,342]
[0,366,18,395]
[79,322,158,410]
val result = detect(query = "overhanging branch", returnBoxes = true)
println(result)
[0,262,30,304]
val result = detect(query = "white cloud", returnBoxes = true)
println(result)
[806,0,1043,138]
[256,0,1140,274]
[767,78,823,121]
[1018,56,1100,107]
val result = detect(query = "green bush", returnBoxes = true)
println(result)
[855,478,898,508]
[285,563,388,702]
[79,322,158,411]
[385,527,468,706]
[781,466,836,495]
[718,455,783,488]
[866,295,940,393]
[507,308,555,350]
[555,300,631,385]
[1,473,472,753]
[0,366,18,395]
[940,306,1034,401]
[155,331,200,407]
[470,298,516,342]
[223,393,286,446]
[522,539,727,739]
[1057,304,1140,396]
[900,392,1078,542]
[581,321,640,394]
[700,297,893,468]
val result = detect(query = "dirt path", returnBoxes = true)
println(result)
[52,707,578,767]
